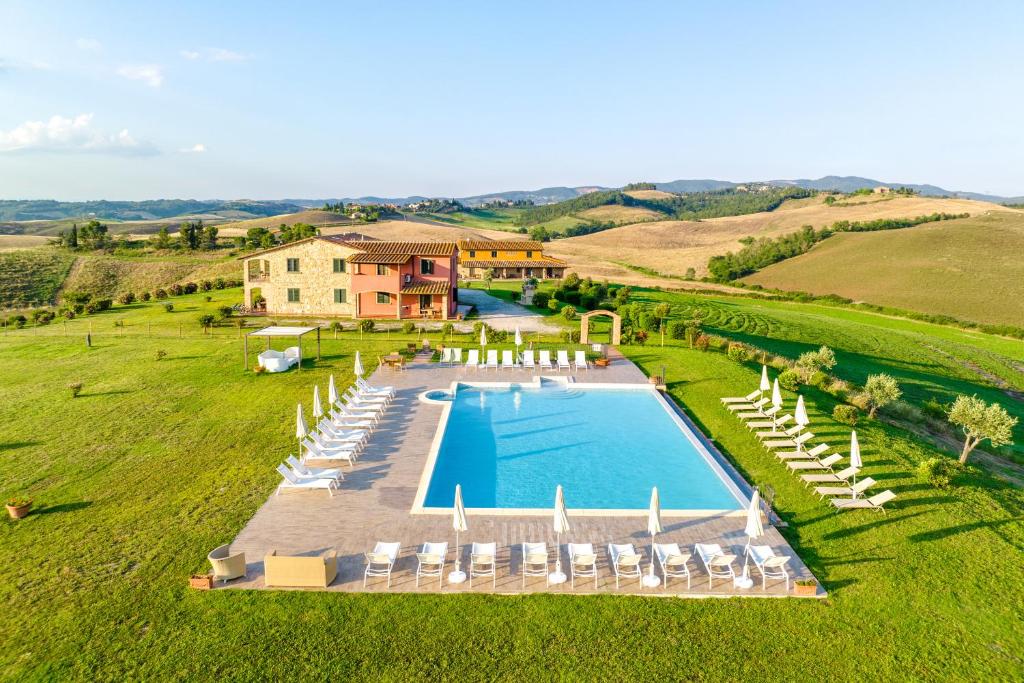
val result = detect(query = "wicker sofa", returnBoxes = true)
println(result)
[257,346,300,373]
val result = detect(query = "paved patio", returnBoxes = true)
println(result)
[225,350,823,597]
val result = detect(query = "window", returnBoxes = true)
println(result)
[526,251,533,258]
[376,264,388,276]
[419,294,433,310]
[332,258,347,273]
[286,258,299,272]
[468,250,475,258]
[490,250,497,258]
[334,288,347,303]
[420,259,434,275]
[376,292,390,304]
[287,288,300,302]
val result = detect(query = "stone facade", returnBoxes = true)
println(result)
[243,239,358,317]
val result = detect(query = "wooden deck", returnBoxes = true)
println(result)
[225,350,822,597]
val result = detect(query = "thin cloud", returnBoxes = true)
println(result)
[117,64,163,88]
[180,143,206,153]
[76,38,102,50]
[0,113,158,156]
[179,50,201,60]
[180,47,251,63]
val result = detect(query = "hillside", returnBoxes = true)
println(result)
[0,249,76,309]
[545,195,1011,282]
[742,211,1024,327]
[576,205,664,223]
[320,219,511,242]
[0,199,301,222]
[215,210,361,236]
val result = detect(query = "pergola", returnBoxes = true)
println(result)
[243,325,321,371]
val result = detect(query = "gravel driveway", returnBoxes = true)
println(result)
[458,289,560,333]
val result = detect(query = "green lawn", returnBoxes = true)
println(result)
[420,208,524,232]
[2,288,1022,679]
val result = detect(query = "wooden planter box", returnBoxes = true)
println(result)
[794,581,817,597]
[189,574,214,591]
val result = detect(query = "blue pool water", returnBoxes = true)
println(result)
[422,385,742,510]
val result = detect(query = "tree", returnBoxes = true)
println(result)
[179,221,203,250]
[201,225,219,250]
[482,268,494,290]
[795,345,836,381]
[68,224,79,249]
[684,267,696,280]
[864,374,901,418]
[947,395,1017,464]
[246,227,275,249]
[151,226,171,250]
[528,225,551,242]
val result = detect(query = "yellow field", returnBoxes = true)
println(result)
[0,235,52,251]
[623,189,677,200]
[215,210,358,236]
[320,219,512,242]
[742,211,1024,326]
[576,205,664,223]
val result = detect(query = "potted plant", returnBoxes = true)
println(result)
[189,574,214,590]
[794,578,818,596]
[6,497,32,520]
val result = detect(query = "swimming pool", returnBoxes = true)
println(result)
[415,382,748,513]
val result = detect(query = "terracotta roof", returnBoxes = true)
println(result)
[342,240,456,256]
[456,239,543,251]
[400,280,451,295]
[460,258,567,268]
[348,252,411,264]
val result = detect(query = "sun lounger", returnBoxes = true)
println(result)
[608,543,642,589]
[286,454,343,481]
[831,490,896,514]
[317,420,369,448]
[440,347,453,366]
[801,465,860,486]
[522,350,536,370]
[276,464,338,497]
[364,541,401,588]
[654,543,692,590]
[346,387,389,407]
[310,430,362,456]
[737,404,779,421]
[754,419,797,438]
[727,397,770,413]
[470,542,497,588]
[786,453,842,472]
[339,401,382,423]
[357,377,394,398]
[815,476,876,499]
[482,349,499,370]
[303,439,357,467]
[777,442,829,461]
[415,542,448,588]
[721,390,760,405]
[465,349,480,369]
[764,431,814,450]
[539,350,554,370]
[574,350,588,371]
[745,545,792,591]
[557,350,571,371]
[568,543,597,589]
[501,350,515,370]
[694,543,737,589]
[521,542,549,588]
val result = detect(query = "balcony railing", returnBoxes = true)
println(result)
[248,273,270,283]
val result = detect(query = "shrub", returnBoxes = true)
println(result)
[63,309,76,320]
[169,284,184,296]
[864,373,902,418]
[727,343,752,363]
[95,299,113,311]
[531,292,550,309]
[84,302,99,315]
[833,404,859,426]
[153,288,168,300]
[492,329,509,343]
[401,321,416,334]
[164,303,174,312]
[140,291,151,302]
[72,303,86,314]
[667,320,687,339]
[68,382,84,398]
[217,305,233,320]
[561,290,582,306]
[214,278,226,290]
[7,314,27,328]
[916,457,961,489]
[155,349,167,361]
[560,329,581,343]
[707,335,729,351]
[183,282,199,294]
[580,294,598,310]
[634,329,648,346]
[547,298,560,312]
[200,280,213,291]
[64,291,91,305]
[357,319,375,333]
[561,305,577,321]
[509,291,521,303]
[778,369,801,391]
[204,296,213,303]
[693,333,710,351]
[117,292,136,305]
[330,321,344,333]
[807,371,828,388]
[922,397,947,421]
[886,399,925,423]
[563,272,581,290]
[823,378,849,400]
[198,314,215,329]
[441,322,454,338]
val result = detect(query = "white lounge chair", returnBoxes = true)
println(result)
[726,397,769,413]
[276,464,338,497]
[364,541,401,588]
[764,431,814,450]
[317,420,369,448]
[721,389,761,405]
[745,545,792,591]
[469,542,497,588]
[801,465,860,487]
[465,349,480,370]
[749,413,793,432]
[737,404,779,421]
[831,490,896,514]
[483,349,499,370]
[567,543,597,589]
[787,453,843,472]
[346,387,388,407]
[755,420,798,439]
[694,543,737,589]
[286,454,343,481]
[654,543,692,590]
[339,401,382,424]
[538,350,554,370]
[328,406,375,430]
[573,350,588,371]
[521,542,549,588]
[310,430,362,456]
[608,543,642,589]
[416,542,448,588]
[522,350,536,370]
[452,348,463,365]
[357,377,394,398]
[815,476,876,500]
[303,439,357,467]
[777,442,829,461]
[501,350,515,370]
[556,350,571,372]
[440,347,453,366]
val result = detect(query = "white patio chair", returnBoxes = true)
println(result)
[777,442,829,461]
[346,387,389,407]
[694,543,737,589]
[573,350,588,371]
[567,543,597,589]
[364,541,401,588]
[416,542,448,588]
[440,347,453,366]
[521,542,548,588]
[276,464,338,497]
[522,350,536,370]
[452,348,463,364]
[328,406,375,430]
[751,414,794,434]
[357,376,395,397]
[302,438,357,467]
[764,431,814,451]
[310,430,362,457]
[654,543,692,590]
[465,349,480,370]
[745,545,792,591]
[538,350,554,370]
[470,542,497,588]
[727,397,769,413]
[501,350,515,370]
[483,349,499,370]
[738,404,779,421]
[556,350,571,371]
[286,454,343,481]
[608,543,642,589]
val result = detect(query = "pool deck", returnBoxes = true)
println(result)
[225,349,823,597]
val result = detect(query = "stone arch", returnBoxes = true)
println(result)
[580,309,621,346]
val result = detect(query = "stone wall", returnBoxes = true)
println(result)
[242,239,357,317]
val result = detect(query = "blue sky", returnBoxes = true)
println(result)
[1,1,1022,200]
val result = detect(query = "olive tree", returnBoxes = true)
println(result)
[864,374,901,418]
[795,345,836,381]
[947,395,1017,464]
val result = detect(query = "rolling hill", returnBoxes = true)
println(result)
[214,210,362,236]
[741,210,1024,327]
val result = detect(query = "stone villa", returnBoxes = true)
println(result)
[456,239,567,280]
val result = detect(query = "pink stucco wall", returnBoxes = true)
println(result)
[351,255,458,318]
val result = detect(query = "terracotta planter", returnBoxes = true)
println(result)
[594,358,610,368]
[648,375,663,385]
[6,502,31,520]
[190,574,214,590]
[794,581,817,597]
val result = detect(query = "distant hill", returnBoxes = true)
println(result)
[0,199,303,222]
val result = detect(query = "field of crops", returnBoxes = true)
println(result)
[0,249,76,309]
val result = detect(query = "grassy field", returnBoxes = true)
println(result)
[418,208,524,232]
[58,252,240,299]
[0,248,77,309]
[575,205,664,223]
[215,210,359,236]
[742,212,1024,327]
[1,287,1022,679]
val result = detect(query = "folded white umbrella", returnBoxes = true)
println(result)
[328,374,339,406]
[772,378,783,410]
[760,365,771,394]
[552,485,570,583]
[849,430,862,490]
[741,489,764,580]
[312,385,324,422]
[645,487,663,586]
[795,395,809,430]
[480,327,487,347]
[354,351,364,378]
[296,403,308,442]
[514,326,522,347]
[450,484,469,583]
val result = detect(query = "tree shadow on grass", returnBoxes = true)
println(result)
[33,501,93,515]
[821,509,932,541]
[908,516,1024,548]
[81,389,133,398]
[0,441,40,452]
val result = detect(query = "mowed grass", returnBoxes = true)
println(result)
[742,212,1024,327]
[0,248,76,309]
[575,204,665,223]
[419,208,524,232]
[1,289,1023,679]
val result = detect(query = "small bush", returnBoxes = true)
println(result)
[198,314,215,329]
[561,305,577,321]
[492,329,509,343]
[916,457,961,489]
[164,303,174,312]
[667,320,687,339]
[561,290,582,306]
[183,282,198,294]
[155,349,167,361]
[84,302,99,315]
[693,333,710,351]
[807,371,828,388]
[823,378,849,400]
[217,305,233,320]
[560,329,581,343]
[547,298,560,312]
[330,321,344,333]
[727,343,752,363]
[169,284,183,296]
[580,293,598,310]
[531,292,550,309]
[95,299,113,311]
[778,369,801,392]
[886,399,925,423]
[200,280,213,292]
[707,335,729,351]
[440,322,455,338]
[253,364,267,374]
[401,321,416,334]
[204,296,213,303]
[140,291,151,302]
[357,319,375,333]
[634,329,649,346]
[68,382,84,398]
[63,309,76,320]
[154,289,168,300]
[7,314,27,329]
[117,292,136,305]
[922,397,948,420]
[214,278,226,290]
[833,404,859,425]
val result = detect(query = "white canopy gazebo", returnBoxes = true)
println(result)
[243,325,321,370]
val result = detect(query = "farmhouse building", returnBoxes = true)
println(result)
[456,239,567,280]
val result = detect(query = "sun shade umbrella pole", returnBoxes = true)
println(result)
[550,485,570,585]
[328,374,339,408]
[849,431,862,494]
[771,379,784,432]
[480,326,487,350]
[296,403,308,453]
[795,395,810,435]
[737,489,763,590]
[449,484,468,584]
[643,487,662,588]
[354,351,364,379]
[514,326,522,363]
[312,385,324,432]
[760,365,771,398]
